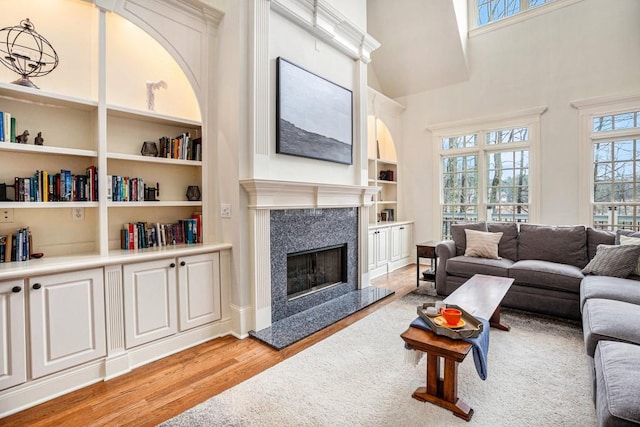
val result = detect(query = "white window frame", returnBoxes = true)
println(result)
[430,106,546,239]
[572,92,640,228]
[468,0,583,37]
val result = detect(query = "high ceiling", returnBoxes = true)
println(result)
[366,0,470,98]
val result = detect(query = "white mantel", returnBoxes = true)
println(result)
[240,179,379,209]
[240,179,379,331]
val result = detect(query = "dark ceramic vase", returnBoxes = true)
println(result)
[141,141,159,157]
[186,185,201,201]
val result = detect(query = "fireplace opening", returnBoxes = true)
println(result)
[287,244,348,300]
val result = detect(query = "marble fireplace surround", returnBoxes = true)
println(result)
[241,179,379,331]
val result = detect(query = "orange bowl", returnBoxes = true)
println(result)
[442,308,462,325]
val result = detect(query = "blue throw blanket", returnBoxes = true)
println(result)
[407,316,490,380]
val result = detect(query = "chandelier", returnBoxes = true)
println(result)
[0,18,59,89]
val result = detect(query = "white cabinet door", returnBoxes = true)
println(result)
[390,225,402,262]
[401,223,413,259]
[29,269,106,379]
[178,252,221,331]
[123,259,177,348]
[376,227,389,268]
[367,229,376,270]
[0,280,26,391]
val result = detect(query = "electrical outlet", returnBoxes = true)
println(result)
[72,207,85,221]
[0,208,13,223]
[220,203,231,218]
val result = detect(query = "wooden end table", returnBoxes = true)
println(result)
[400,274,514,421]
[416,240,439,287]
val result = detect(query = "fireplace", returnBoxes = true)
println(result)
[271,208,358,322]
[287,244,347,300]
[240,179,379,331]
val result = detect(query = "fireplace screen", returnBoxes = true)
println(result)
[287,244,347,300]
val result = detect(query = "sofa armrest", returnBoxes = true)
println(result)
[435,240,456,294]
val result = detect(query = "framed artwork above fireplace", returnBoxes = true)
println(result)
[276,57,353,165]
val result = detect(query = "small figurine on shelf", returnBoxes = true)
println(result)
[16,130,29,144]
[34,132,44,145]
[144,183,160,201]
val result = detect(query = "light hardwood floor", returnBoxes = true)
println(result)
[3,265,421,426]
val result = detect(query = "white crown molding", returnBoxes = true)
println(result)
[570,91,640,114]
[240,179,379,210]
[270,0,380,63]
[427,105,548,134]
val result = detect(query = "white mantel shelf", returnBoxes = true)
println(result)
[240,179,379,210]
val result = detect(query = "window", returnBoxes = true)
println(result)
[434,109,544,239]
[476,0,555,26]
[590,111,640,230]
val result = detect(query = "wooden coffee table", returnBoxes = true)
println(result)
[400,274,514,421]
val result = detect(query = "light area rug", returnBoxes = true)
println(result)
[160,292,596,426]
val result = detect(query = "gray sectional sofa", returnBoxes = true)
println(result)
[435,222,640,426]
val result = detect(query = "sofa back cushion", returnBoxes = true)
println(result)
[487,222,518,260]
[518,224,588,268]
[451,222,487,256]
[587,228,615,261]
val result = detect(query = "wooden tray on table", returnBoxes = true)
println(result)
[417,303,483,339]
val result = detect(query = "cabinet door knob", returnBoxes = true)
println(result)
[32,283,42,290]
[180,261,186,266]
[400,227,404,230]
[12,286,22,293]
[170,263,176,268]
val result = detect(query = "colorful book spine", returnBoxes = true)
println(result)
[10,117,16,142]
[0,112,4,142]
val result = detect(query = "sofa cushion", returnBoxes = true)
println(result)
[451,222,487,256]
[582,298,640,357]
[580,275,640,310]
[582,244,640,278]
[508,259,584,293]
[594,341,640,426]
[445,255,513,279]
[587,228,615,261]
[464,229,503,259]
[518,224,588,268]
[487,222,518,260]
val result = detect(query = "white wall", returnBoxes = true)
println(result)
[400,0,640,242]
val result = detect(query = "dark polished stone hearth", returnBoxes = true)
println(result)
[249,287,394,350]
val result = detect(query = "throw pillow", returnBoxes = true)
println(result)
[619,235,640,275]
[582,244,640,278]
[451,222,487,256]
[464,229,503,259]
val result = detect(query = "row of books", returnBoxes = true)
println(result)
[0,227,31,262]
[158,133,202,161]
[107,175,153,202]
[13,166,98,202]
[120,214,201,250]
[0,111,16,143]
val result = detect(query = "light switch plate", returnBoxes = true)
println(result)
[220,203,231,218]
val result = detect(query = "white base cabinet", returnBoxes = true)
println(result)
[0,245,231,419]
[123,252,222,349]
[369,221,413,279]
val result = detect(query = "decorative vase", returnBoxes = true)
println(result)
[141,141,159,157]
[186,185,201,201]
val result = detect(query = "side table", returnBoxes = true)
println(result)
[416,240,439,287]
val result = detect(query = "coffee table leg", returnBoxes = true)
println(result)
[489,306,510,331]
[411,353,474,421]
